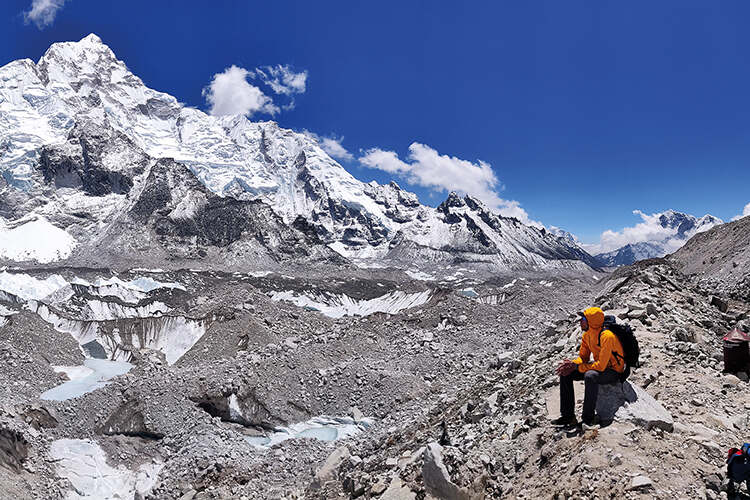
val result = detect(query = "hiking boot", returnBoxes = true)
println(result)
[581,415,600,430]
[551,415,578,427]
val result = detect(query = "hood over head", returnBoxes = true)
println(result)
[582,306,605,331]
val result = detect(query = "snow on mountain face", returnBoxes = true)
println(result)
[594,210,724,267]
[0,34,598,271]
[594,241,666,268]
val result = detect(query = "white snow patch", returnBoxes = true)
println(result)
[405,270,435,281]
[0,217,76,263]
[41,359,132,401]
[49,439,161,500]
[501,279,518,289]
[270,289,432,318]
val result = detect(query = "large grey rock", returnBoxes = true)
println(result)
[628,475,653,490]
[710,296,729,313]
[595,382,673,431]
[311,446,349,490]
[422,442,471,500]
[381,476,416,500]
[492,351,521,370]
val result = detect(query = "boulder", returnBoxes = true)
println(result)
[595,382,673,431]
[422,443,471,500]
[491,352,521,370]
[627,309,647,320]
[672,326,697,343]
[381,476,416,500]
[311,446,349,490]
[723,374,741,386]
[710,296,729,313]
[628,475,653,490]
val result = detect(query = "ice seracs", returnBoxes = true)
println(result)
[271,289,433,318]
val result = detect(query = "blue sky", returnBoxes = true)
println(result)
[2,0,750,251]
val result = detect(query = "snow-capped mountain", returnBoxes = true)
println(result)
[0,34,598,271]
[594,210,723,267]
[593,241,666,268]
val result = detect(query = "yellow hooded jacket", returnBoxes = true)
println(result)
[572,307,625,373]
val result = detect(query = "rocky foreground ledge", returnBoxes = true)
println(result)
[304,260,749,499]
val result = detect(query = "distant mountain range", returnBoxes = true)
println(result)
[593,210,723,267]
[0,34,600,272]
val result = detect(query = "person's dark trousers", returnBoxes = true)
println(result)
[560,368,621,422]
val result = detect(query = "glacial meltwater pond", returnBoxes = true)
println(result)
[41,359,133,401]
[245,416,373,448]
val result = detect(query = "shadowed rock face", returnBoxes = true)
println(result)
[190,389,282,429]
[39,121,148,197]
[127,158,334,259]
[98,400,163,440]
[0,429,28,473]
[21,407,58,431]
[671,215,750,300]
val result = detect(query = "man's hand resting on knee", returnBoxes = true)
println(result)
[556,359,577,376]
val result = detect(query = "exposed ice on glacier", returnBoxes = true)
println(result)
[0,272,184,302]
[49,438,161,499]
[270,289,433,318]
[31,302,208,365]
[457,288,479,298]
[0,271,68,300]
[245,416,373,449]
[41,358,132,401]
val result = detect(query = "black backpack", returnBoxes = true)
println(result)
[727,444,750,487]
[599,315,640,382]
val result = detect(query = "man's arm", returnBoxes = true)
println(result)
[572,335,591,372]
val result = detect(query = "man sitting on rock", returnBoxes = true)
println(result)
[552,306,625,428]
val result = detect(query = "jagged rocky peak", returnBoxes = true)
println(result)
[37,33,134,88]
[438,191,467,211]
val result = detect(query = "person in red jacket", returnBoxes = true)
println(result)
[552,306,625,427]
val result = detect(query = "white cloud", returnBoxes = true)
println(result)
[253,65,307,95]
[203,65,279,117]
[580,209,723,255]
[23,0,66,29]
[303,131,353,161]
[359,142,539,226]
[731,202,750,221]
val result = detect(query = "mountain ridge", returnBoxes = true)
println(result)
[593,209,723,267]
